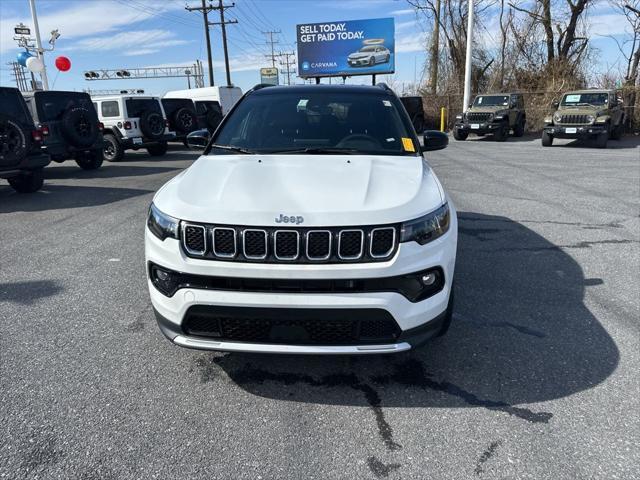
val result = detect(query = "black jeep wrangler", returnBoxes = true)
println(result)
[400,96,426,133]
[194,100,223,132]
[161,98,199,144]
[0,87,51,193]
[23,90,104,170]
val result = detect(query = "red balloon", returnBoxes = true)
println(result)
[55,56,71,72]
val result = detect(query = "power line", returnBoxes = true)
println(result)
[185,0,216,86]
[262,30,281,67]
[278,51,296,85]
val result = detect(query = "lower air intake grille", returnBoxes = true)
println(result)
[182,306,401,345]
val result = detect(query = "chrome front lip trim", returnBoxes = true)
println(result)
[172,336,411,354]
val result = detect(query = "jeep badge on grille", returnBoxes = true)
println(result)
[275,214,304,225]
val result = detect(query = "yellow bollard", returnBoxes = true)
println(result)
[440,107,446,132]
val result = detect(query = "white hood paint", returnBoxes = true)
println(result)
[154,154,445,226]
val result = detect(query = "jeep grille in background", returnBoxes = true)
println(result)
[466,112,492,123]
[180,223,399,264]
[559,114,590,124]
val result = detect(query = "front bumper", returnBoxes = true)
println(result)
[543,124,607,138]
[145,208,457,354]
[455,122,502,135]
[348,58,370,67]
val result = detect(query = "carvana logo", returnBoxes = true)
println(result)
[302,61,310,70]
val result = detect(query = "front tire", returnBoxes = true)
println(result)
[541,131,553,147]
[596,128,609,149]
[494,123,508,142]
[610,122,623,140]
[8,168,44,193]
[146,141,168,157]
[453,127,468,141]
[513,118,525,137]
[103,134,124,162]
[369,56,375,66]
[75,149,103,170]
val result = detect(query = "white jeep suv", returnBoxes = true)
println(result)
[92,95,175,161]
[146,84,457,354]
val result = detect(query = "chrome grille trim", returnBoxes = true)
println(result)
[305,230,332,261]
[338,229,364,260]
[274,230,300,260]
[242,229,268,260]
[181,223,207,255]
[212,227,237,258]
[370,227,396,259]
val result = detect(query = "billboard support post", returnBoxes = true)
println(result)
[372,74,376,85]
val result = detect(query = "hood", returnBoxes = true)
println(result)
[349,52,370,59]
[154,154,445,227]
[556,106,604,116]
[468,105,508,113]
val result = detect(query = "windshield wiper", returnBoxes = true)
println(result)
[266,147,361,155]
[209,144,256,154]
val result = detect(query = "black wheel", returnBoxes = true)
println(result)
[513,118,526,137]
[172,108,197,134]
[8,168,44,193]
[596,128,609,149]
[61,107,98,148]
[146,141,168,157]
[385,53,390,63]
[369,56,375,66]
[139,110,164,140]
[494,123,508,141]
[75,149,103,170]
[0,114,29,167]
[436,288,455,337]
[541,131,553,147]
[103,133,124,162]
[453,127,468,141]
[610,122,623,140]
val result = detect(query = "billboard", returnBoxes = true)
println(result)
[260,67,279,85]
[296,18,394,78]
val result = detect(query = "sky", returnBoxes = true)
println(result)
[0,0,634,96]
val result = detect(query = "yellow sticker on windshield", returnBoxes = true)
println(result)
[402,137,415,152]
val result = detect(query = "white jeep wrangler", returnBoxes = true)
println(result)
[92,95,175,161]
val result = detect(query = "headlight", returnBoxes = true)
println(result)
[587,115,595,124]
[493,110,506,120]
[400,203,450,245]
[553,112,562,123]
[455,114,463,120]
[147,203,179,240]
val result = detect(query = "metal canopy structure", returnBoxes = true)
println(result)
[83,61,205,88]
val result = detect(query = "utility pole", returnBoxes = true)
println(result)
[209,0,237,86]
[278,51,296,85]
[429,0,441,94]
[186,0,215,86]
[462,0,474,112]
[28,0,49,90]
[262,30,281,67]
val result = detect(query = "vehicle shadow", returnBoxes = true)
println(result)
[0,184,152,213]
[44,164,182,180]
[195,212,619,425]
[0,280,63,305]
[550,135,640,149]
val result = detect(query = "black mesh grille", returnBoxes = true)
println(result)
[274,231,299,259]
[467,112,492,123]
[339,231,363,258]
[244,230,267,258]
[182,306,401,345]
[184,225,205,253]
[560,114,589,124]
[371,229,394,257]
[213,229,235,256]
[307,231,331,259]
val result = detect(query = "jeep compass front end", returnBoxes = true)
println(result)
[145,84,457,354]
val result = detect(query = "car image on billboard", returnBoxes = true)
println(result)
[297,18,394,78]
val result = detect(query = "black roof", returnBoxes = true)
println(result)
[249,83,395,96]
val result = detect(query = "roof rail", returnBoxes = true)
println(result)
[248,83,276,94]
[375,82,393,93]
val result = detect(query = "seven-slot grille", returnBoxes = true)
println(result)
[180,223,399,263]
[466,112,492,123]
[559,114,589,124]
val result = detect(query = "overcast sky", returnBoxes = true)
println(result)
[0,0,632,96]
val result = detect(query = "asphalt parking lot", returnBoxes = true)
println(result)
[1,136,638,479]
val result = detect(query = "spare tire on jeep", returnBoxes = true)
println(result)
[172,107,197,134]
[140,110,165,140]
[0,114,29,167]
[205,106,223,131]
[61,106,98,148]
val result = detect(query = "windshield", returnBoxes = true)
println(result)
[561,92,608,106]
[211,91,417,156]
[473,95,509,107]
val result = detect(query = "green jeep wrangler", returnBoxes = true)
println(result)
[542,89,624,148]
[453,93,526,142]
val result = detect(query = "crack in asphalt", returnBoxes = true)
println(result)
[453,313,547,338]
[475,440,502,475]
[367,456,401,478]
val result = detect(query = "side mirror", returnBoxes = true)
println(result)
[552,100,559,109]
[186,129,209,150]
[422,130,448,152]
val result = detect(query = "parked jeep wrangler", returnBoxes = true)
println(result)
[0,87,50,193]
[194,100,223,132]
[400,96,426,133]
[23,90,104,170]
[160,98,198,144]
[453,93,526,141]
[92,95,175,162]
[542,89,624,148]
